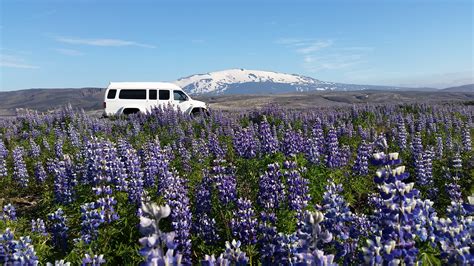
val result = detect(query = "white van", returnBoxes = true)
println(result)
[103,82,207,116]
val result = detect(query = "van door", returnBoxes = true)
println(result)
[172,90,191,113]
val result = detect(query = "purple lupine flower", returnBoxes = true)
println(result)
[212,159,237,206]
[411,132,423,158]
[160,169,192,264]
[364,152,421,265]
[234,127,259,159]
[415,149,436,199]
[423,149,438,197]
[193,172,219,244]
[436,135,443,159]
[415,152,427,185]
[273,232,300,264]
[54,137,64,160]
[31,218,48,236]
[222,240,250,265]
[79,202,104,244]
[0,140,7,178]
[2,204,16,221]
[208,133,226,158]
[85,137,126,192]
[339,145,351,167]
[47,208,68,251]
[117,139,144,204]
[312,118,325,155]
[95,195,119,223]
[446,132,453,152]
[29,138,41,158]
[34,162,47,183]
[443,167,462,202]
[304,137,320,165]
[191,138,209,163]
[202,240,249,266]
[48,155,77,204]
[177,142,192,173]
[67,125,81,148]
[325,127,341,168]
[42,139,51,152]
[0,228,39,265]
[397,116,408,150]
[353,140,369,176]
[138,202,182,265]
[142,138,161,188]
[47,259,71,266]
[283,161,310,223]
[259,117,279,155]
[281,127,303,157]
[12,146,29,187]
[434,198,474,264]
[452,152,462,170]
[258,163,285,210]
[258,211,278,264]
[318,180,363,262]
[231,198,258,246]
[293,210,334,264]
[461,124,472,151]
[82,253,106,266]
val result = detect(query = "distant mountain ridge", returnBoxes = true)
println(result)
[173,68,432,95]
[441,84,473,92]
[0,88,104,114]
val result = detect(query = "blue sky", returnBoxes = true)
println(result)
[1,0,473,91]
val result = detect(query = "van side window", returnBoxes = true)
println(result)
[107,89,117,99]
[119,90,146,100]
[159,90,170,100]
[149,90,157,100]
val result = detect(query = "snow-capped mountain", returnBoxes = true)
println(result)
[173,68,411,95]
[174,69,338,95]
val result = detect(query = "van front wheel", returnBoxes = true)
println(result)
[191,108,209,117]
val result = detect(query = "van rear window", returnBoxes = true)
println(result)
[107,89,117,99]
[119,90,147,100]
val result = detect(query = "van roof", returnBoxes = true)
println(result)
[107,82,181,90]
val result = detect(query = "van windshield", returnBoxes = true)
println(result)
[173,91,188,101]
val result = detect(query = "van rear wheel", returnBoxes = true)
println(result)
[122,108,140,115]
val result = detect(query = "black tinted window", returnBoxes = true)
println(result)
[149,90,157,100]
[174,91,187,101]
[107,89,117,99]
[159,90,170,100]
[119,90,146,100]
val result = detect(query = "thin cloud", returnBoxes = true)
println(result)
[296,40,333,54]
[304,54,364,72]
[55,48,84,56]
[278,38,370,72]
[56,37,156,48]
[0,54,39,69]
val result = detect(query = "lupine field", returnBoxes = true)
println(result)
[0,103,472,265]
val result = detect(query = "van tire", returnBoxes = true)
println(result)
[191,108,208,117]
[122,108,140,115]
